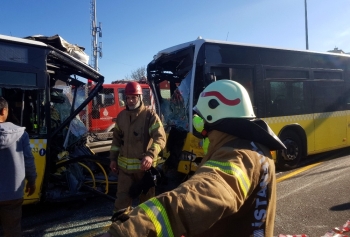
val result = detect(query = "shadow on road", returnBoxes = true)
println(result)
[277,146,350,173]
[330,202,350,211]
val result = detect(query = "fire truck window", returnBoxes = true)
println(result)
[118,89,125,107]
[97,88,115,108]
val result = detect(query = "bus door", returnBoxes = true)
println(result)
[0,88,47,204]
[312,77,347,151]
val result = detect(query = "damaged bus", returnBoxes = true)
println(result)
[147,38,350,172]
[0,34,110,204]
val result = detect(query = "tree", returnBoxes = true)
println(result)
[125,66,146,81]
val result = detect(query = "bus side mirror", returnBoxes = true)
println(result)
[205,73,216,85]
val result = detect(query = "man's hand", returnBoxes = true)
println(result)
[141,156,153,170]
[110,161,118,174]
[25,182,36,196]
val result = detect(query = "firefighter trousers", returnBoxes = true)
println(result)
[114,169,155,212]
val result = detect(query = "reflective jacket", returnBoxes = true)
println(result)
[109,104,166,173]
[108,130,276,237]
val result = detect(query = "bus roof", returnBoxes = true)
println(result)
[0,34,104,84]
[0,34,48,47]
[152,37,350,61]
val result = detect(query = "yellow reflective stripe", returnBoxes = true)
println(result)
[204,160,251,197]
[118,156,141,170]
[118,156,157,170]
[151,143,161,153]
[139,198,174,237]
[149,122,162,134]
[119,163,141,170]
[119,157,140,163]
[110,145,120,151]
[118,160,141,170]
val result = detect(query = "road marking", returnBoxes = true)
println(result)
[276,162,322,183]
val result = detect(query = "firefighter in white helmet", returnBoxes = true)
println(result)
[101,80,285,237]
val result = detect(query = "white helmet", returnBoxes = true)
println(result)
[193,80,255,124]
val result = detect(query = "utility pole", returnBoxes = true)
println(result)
[304,0,309,50]
[86,0,103,134]
[91,0,102,71]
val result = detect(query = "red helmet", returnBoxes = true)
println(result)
[125,81,143,95]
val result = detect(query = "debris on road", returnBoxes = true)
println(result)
[278,219,350,237]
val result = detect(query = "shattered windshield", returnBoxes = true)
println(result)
[148,45,194,132]
[52,84,88,148]
[161,69,192,131]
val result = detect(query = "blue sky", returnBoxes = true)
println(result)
[1,0,350,84]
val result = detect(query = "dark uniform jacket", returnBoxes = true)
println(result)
[108,130,276,237]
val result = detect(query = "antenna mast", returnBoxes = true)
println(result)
[90,0,102,71]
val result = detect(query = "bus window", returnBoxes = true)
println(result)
[269,81,306,116]
[313,81,345,112]
[210,66,254,104]
[2,89,46,135]
[52,85,88,148]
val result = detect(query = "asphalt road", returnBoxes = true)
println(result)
[3,147,350,237]
[274,147,350,237]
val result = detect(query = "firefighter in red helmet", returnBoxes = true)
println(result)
[109,81,166,214]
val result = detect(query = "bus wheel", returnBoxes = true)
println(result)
[277,130,302,170]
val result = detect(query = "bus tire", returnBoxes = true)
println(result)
[277,130,303,170]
